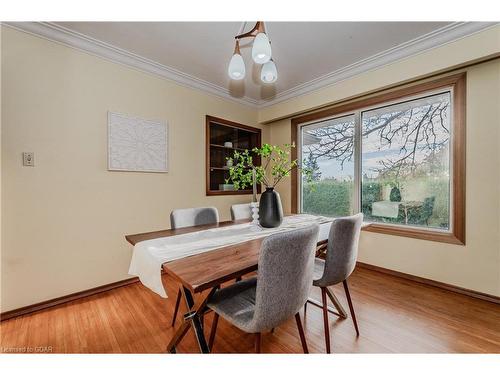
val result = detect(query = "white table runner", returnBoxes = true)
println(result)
[128,214,333,297]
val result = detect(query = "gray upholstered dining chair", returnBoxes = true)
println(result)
[230,203,252,221]
[307,213,363,353]
[170,206,219,326]
[170,206,219,229]
[207,224,319,353]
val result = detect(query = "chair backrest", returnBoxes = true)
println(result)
[170,207,219,229]
[251,224,319,331]
[230,203,252,221]
[318,213,363,286]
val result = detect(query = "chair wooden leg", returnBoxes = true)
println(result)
[254,332,262,353]
[321,287,331,353]
[208,312,219,351]
[171,288,181,327]
[294,313,309,353]
[343,280,359,336]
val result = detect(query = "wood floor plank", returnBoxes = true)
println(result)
[1,268,499,353]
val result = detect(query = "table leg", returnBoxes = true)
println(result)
[166,319,191,353]
[166,287,214,354]
[182,287,210,353]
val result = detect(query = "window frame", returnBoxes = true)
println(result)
[291,73,466,245]
[298,112,357,215]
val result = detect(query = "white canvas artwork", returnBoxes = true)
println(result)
[108,112,168,172]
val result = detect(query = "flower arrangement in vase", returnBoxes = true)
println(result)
[226,143,311,228]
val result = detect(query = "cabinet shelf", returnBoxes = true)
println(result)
[209,144,249,152]
[206,116,261,196]
[210,166,253,171]
[210,167,230,171]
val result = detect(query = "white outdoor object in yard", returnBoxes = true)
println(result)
[372,201,400,218]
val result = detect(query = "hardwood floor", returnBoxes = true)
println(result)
[1,267,499,353]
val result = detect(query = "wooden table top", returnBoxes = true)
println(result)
[125,219,249,246]
[125,218,332,294]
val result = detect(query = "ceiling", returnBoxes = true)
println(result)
[53,22,454,101]
[8,21,491,107]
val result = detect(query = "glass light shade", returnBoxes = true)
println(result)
[260,60,278,83]
[228,53,245,80]
[252,32,272,64]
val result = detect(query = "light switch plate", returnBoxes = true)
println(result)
[23,152,34,166]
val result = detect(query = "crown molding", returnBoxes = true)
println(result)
[2,21,260,108]
[3,22,498,110]
[257,22,499,108]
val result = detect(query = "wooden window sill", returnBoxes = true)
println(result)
[361,223,465,245]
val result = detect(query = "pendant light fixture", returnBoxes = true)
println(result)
[260,59,278,83]
[228,41,245,80]
[252,31,272,64]
[227,21,278,84]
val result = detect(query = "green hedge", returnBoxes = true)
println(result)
[302,180,353,217]
[302,178,449,228]
[361,182,382,217]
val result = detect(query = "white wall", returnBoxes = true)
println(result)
[0,27,269,312]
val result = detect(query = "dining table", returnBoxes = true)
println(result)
[125,215,334,353]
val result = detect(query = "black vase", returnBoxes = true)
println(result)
[259,187,283,228]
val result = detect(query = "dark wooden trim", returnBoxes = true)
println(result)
[291,73,467,245]
[291,73,466,126]
[357,262,500,305]
[205,115,262,196]
[206,115,262,133]
[0,277,141,322]
[206,116,211,196]
[452,74,466,245]
[361,224,464,245]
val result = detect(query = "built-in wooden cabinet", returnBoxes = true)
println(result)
[206,115,262,196]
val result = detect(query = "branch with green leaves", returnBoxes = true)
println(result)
[225,143,313,190]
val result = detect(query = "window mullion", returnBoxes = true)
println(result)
[354,111,362,214]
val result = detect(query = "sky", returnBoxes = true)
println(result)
[301,92,451,181]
